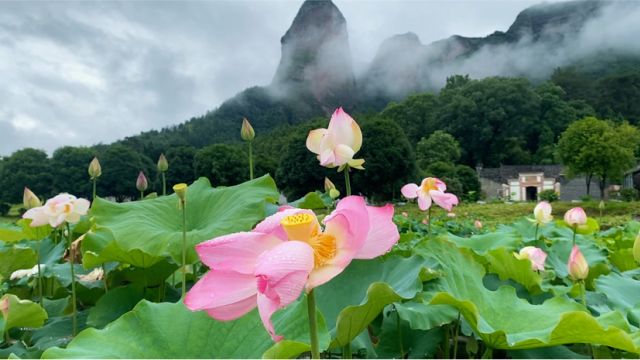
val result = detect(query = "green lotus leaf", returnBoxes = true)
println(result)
[42,301,275,358]
[446,230,520,254]
[84,175,279,268]
[314,255,434,348]
[394,300,458,331]
[425,238,640,353]
[0,245,36,281]
[486,247,543,292]
[0,294,47,333]
[0,224,25,243]
[595,271,640,325]
[288,191,330,210]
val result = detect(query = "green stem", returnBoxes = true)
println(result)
[249,141,254,180]
[396,307,405,358]
[581,281,594,358]
[443,324,451,359]
[572,225,577,246]
[428,206,432,235]
[102,264,108,293]
[453,312,461,359]
[3,329,8,344]
[92,178,97,201]
[37,242,43,306]
[307,290,320,359]
[534,223,539,243]
[343,343,352,359]
[66,224,77,336]
[343,165,351,196]
[140,191,144,200]
[181,200,187,298]
[162,172,166,196]
[481,346,493,359]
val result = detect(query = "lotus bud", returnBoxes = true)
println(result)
[328,189,339,199]
[633,231,640,263]
[157,153,168,172]
[474,220,483,230]
[0,297,8,319]
[401,212,408,218]
[136,171,148,192]
[598,200,605,210]
[514,246,547,271]
[324,177,336,193]
[173,183,188,202]
[564,207,587,227]
[23,187,42,209]
[568,245,589,281]
[533,201,553,225]
[88,157,101,180]
[240,118,255,141]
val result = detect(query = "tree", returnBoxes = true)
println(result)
[165,146,197,186]
[415,131,461,171]
[194,144,247,186]
[0,148,52,203]
[558,117,639,198]
[97,144,155,201]
[51,146,95,199]
[351,117,416,201]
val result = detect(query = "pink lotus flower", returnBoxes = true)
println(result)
[401,178,459,212]
[306,107,365,170]
[514,246,547,271]
[564,207,587,227]
[568,245,589,280]
[532,201,553,225]
[185,196,398,341]
[23,193,90,228]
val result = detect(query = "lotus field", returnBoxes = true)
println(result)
[1,109,640,359]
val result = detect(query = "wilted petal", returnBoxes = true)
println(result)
[195,232,283,274]
[184,271,257,314]
[257,294,283,342]
[430,190,459,212]
[417,191,432,211]
[355,204,399,259]
[306,128,328,155]
[401,183,419,199]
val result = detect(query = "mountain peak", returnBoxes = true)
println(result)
[271,0,355,109]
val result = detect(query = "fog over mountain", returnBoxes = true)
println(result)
[1,0,638,156]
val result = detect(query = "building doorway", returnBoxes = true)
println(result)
[525,186,538,201]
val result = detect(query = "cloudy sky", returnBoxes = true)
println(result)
[0,0,556,156]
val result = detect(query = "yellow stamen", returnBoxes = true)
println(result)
[281,213,337,268]
[64,204,72,214]
[422,178,439,192]
[281,213,319,241]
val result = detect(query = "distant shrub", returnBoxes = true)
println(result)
[581,194,594,202]
[539,190,559,202]
[0,203,10,216]
[619,188,638,202]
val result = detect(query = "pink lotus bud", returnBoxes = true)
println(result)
[240,118,255,141]
[136,171,148,192]
[157,153,168,172]
[568,245,589,280]
[474,220,483,229]
[23,187,42,209]
[324,177,336,193]
[533,201,553,225]
[422,218,428,225]
[0,297,8,319]
[564,207,587,227]
[514,246,547,271]
[88,157,101,179]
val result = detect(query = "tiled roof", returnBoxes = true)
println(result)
[478,165,564,184]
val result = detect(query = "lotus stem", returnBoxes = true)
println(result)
[428,207,432,235]
[396,306,405,358]
[343,343,352,359]
[534,223,539,243]
[66,224,77,336]
[181,199,187,298]
[102,264,108,293]
[443,323,451,359]
[162,172,166,196]
[307,290,320,359]
[37,241,43,306]
[92,178,97,201]
[572,224,577,246]
[453,312,461,359]
[249,140,254,180]
[343,164,351,196]
[140,191,144,200]
[481,346,493,359]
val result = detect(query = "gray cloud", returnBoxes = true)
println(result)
[0,0,564,156]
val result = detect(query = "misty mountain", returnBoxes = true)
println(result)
[119,0,640,158]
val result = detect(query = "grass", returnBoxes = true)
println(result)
[395,200,640,229]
